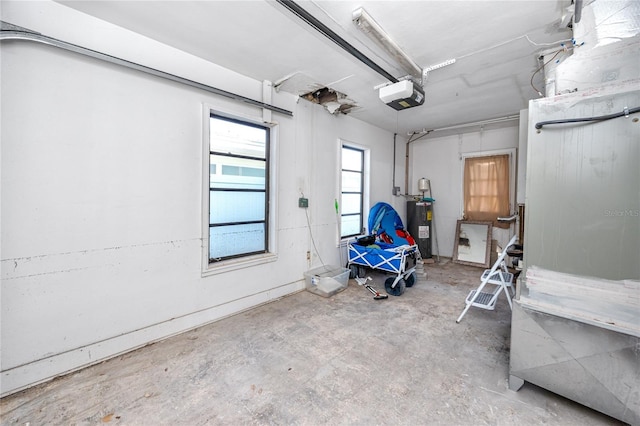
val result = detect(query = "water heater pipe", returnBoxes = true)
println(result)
[403,114,519,194]
[404,131,431,195]
[405,142,409,195]
[392,133,397,193]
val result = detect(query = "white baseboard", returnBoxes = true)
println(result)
[1,281,304,397]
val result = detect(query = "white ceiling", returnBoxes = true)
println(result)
[57,0,574,135]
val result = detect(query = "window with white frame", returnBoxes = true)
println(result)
[208,114,269,261]
[341,145,365,238]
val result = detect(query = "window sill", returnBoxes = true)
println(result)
[202,252,278,277]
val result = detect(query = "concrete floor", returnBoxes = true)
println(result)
[0,260,623,425]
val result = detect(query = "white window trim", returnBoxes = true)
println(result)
[337,139,370,247]
[201,104,278,277]
[459,148,516,219]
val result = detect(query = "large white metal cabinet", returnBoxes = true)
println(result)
[523,86,639,280]
[509,84,640,424]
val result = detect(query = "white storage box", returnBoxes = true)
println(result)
[304,265,349,297]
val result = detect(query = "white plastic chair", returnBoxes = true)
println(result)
[456,235,518,323]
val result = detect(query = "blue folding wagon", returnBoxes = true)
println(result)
[347,202,419,296]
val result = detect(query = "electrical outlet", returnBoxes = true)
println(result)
[298,197,309,208]
[306,251,311,260]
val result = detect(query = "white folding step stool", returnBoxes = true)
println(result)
[456,235,518,323]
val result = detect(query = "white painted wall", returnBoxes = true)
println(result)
[0,1,400,396]
[283,97,402,269]
[408,125,520,258]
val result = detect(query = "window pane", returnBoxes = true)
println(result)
[342,147,363,171]
[208,114,269,262]
[341,171,362,192]
[341,146,365,239]
[210,190,265,224]
[210,117,266,158]
[210,154,265,190]
[210,223,265,259]
[341,215,361,237]
[221,165,265,178]
[463,154,510,224]
[341,193,362,215]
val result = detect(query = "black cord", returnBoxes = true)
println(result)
[535,106,640,130]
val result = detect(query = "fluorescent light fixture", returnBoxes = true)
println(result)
[353,7,422,80]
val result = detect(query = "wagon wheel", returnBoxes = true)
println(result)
[348,264,367,278]
[348,264,359,279]
[405,271,417,288]
[357,266,366,278]
[385,277,406,296]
